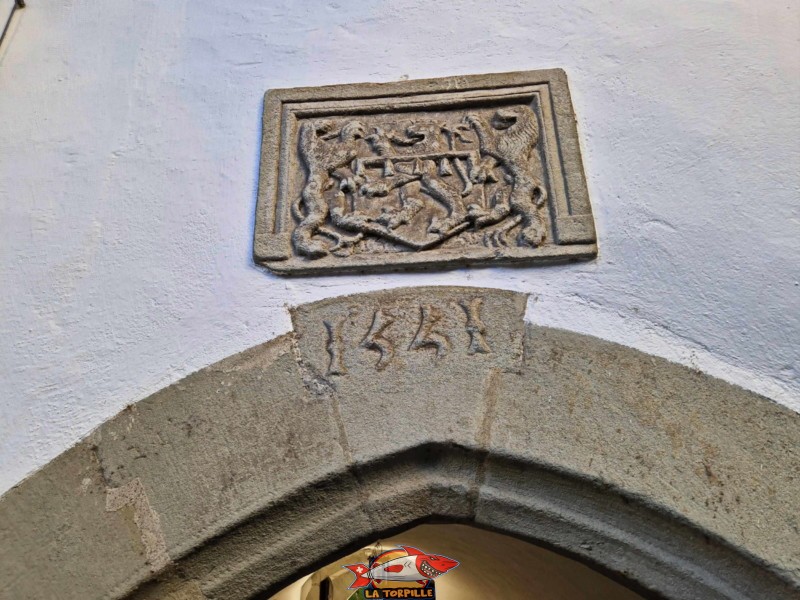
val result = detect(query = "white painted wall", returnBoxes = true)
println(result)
[1,0,798,495]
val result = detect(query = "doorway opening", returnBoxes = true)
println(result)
[269,523,645,600]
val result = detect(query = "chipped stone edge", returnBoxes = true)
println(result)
[106,478,171,574]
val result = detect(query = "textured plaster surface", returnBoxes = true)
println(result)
[0,0,799,494]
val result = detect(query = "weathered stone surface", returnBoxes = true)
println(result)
[180,483,374,600]
[290,286,527,462]
[95,334,350,560]
[254,70,597,274]
[1,287,798,600]
[486,326,800,583]
[153,582,208,600]
[0,442,152,599]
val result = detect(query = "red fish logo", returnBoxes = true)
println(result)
[344,545,459,589]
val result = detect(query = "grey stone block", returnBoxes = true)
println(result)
[486,326,800,583]
[290,286,527,462]
[0,442,152,599]
[95,335,350,561]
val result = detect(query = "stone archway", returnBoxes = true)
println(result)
[1,287,797,599]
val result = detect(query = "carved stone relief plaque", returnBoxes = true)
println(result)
[254,70,597,275]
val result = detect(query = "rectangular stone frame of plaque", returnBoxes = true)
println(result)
[254,69,597,275]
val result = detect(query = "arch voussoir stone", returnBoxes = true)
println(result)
[287,287,528,463]
[0,287,797,600]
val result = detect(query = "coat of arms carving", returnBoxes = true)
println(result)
[254,70,596,274]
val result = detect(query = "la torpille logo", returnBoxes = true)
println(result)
[344,545,459,598]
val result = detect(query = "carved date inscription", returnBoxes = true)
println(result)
[255,70,597,274]
[324,297,491,374]
[359,308,395,371]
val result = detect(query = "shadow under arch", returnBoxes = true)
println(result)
[1,287,798,600]
[130,442,793,600]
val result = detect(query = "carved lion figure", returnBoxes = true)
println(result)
[465,106,548,247]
